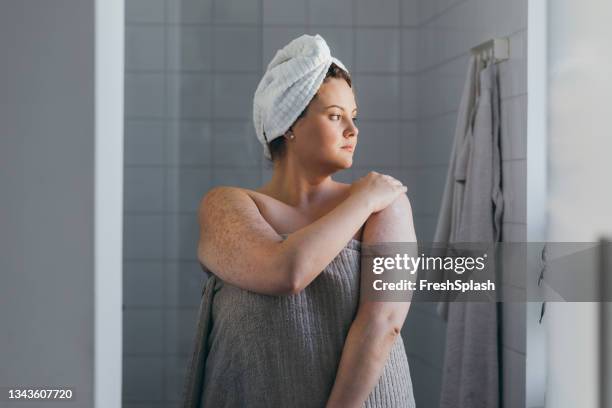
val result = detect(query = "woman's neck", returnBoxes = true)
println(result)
[261,158,338,208]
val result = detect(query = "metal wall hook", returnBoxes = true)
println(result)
[470,37,510,64]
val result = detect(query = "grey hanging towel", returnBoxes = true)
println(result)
[433,54,504,408]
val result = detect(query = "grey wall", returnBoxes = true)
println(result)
[123,0,526,407]
[0,0,96,406]
[403,0,527,406]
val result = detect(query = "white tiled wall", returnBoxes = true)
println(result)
[123,0,526,406]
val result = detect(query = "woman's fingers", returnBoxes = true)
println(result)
[374,173,407,190]
[381,174,401,184]
[389,178,404,187]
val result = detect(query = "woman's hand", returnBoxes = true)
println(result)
[349,171,408,213]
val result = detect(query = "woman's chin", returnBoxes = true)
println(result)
[336,150,354,165]
[320,153,353,171]
[338,157,353,169]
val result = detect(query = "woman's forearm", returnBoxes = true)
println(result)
[325,311,402,407]
[284,194,372,290]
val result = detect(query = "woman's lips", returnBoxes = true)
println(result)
[341,146,354,152]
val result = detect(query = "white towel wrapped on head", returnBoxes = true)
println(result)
[252,34,349,160]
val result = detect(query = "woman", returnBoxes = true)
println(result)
[182,34,417,408]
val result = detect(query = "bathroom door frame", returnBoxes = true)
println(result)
[94,0,124,407]
[527,0,548,407]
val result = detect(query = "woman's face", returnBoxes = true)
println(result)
[289,77,359,171]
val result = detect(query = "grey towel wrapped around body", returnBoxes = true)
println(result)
[182,235,415,408]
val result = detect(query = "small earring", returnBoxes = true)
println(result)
[287,131,295,140]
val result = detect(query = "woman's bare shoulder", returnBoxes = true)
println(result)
[202,185,248,197]
[198,185,282,250]
[200,185,253,207]
[209,185,282,204]
[363,193,416,242]
[198,186,264,227]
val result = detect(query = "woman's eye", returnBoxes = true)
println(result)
[329,114,358,123]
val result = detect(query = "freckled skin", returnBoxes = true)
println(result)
[198,77,364,294]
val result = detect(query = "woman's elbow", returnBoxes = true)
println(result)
[276,252,304,295]
[359,313,403,349]
[376,320,403,344]
[284,247,323,295]
[283,281,303,296]
[283,256,308,295]
[260,259,303,296]
[272,242,306,296]
[375,316,403,340]
[358,305,409,338]
[273,275,303,296]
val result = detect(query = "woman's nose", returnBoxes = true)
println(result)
[345,122,358,137]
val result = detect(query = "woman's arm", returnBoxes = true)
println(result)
[326,193,417,407]
[198,173,405,295]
